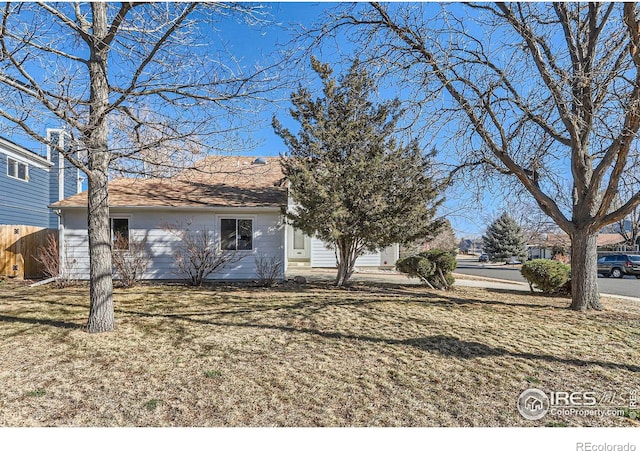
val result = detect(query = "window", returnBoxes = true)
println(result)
[7,157,28,181]
[293,229,305,250]
[221,218,253,250]
[110,218,129,250]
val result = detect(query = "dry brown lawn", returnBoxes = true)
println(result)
[0,277,638,427]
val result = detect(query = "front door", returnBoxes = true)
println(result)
[287,226,310,262]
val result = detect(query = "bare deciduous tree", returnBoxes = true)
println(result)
[332,2,640,310]
[0,3,280,331]
[609,175,640,250]
[427,219,458,252]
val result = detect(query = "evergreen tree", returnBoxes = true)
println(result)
[273,58,443,287]
[482,213,528,262]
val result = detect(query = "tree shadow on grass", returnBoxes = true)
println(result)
[331,283,567,311]
[118,307,640,374]
[483,287,570,300]
[0,314,80,330]
[403,336,640,372]
[386,288,563,311]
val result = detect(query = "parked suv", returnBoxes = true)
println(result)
[597,254,640,279]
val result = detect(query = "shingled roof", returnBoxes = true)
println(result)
[51,156,287,209]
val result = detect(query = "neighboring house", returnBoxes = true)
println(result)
[527,232,627,260]
[0,131,82,229]
[458,238,483,255]
[50,156,400,282]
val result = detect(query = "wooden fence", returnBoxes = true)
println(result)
[0,225,57,279]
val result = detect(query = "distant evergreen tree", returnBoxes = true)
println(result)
[273,57,443,287]
[482,212,528,262]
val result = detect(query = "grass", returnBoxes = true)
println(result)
[204,370,223,378]
[0,279,638,427]
[144,399,163,411]
[26,388,46,397]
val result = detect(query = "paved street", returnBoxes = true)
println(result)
[455,256,640,300]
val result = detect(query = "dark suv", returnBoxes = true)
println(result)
[597,254,640,279]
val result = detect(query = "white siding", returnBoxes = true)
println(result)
[310,237,337,268]
[355,253,381,267]
[379,244,399,267]
[61,208,285,281]
[309,237,392,268]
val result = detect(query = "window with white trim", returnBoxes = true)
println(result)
[221,218,253,250]
[7,157,29,181]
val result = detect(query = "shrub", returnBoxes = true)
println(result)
[520,259,571,294]
[164,221,245,286]
[396,255,435,283]
[35,232,77,287]
[204,369,222,378]
[420,249,457,289]
[254,254,283,287]
[396,248,457,290]
[112,234,150,288]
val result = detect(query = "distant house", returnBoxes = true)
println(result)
[459,238,483,255]
[0,131,82,229]
[527,232,627,260]
[50,156,399,282]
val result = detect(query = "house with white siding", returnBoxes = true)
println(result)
[50,156,399,281]
[0,131,82,229]
[285,188,399,269]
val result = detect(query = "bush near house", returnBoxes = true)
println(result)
[520,259,571,294]
[396,249,457,290]
[254,254,283,287]
[111,234,150,288]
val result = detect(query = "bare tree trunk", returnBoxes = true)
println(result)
[570,229,602,311]
[86,170,114,332]
[85,3,114,333]
[437,267,450,290]
[335,239,356,287]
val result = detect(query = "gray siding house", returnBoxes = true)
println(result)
[51,156,400,282]
[52,156,288,281]
[0,131,82,229]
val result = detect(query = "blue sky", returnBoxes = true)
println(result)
[220,2,499,238]
[2,2,500,238]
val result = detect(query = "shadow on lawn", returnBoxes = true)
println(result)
[403,336,640,372]
[0,314,80,329]
[118,307,640,374]
[330,283,567,311]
